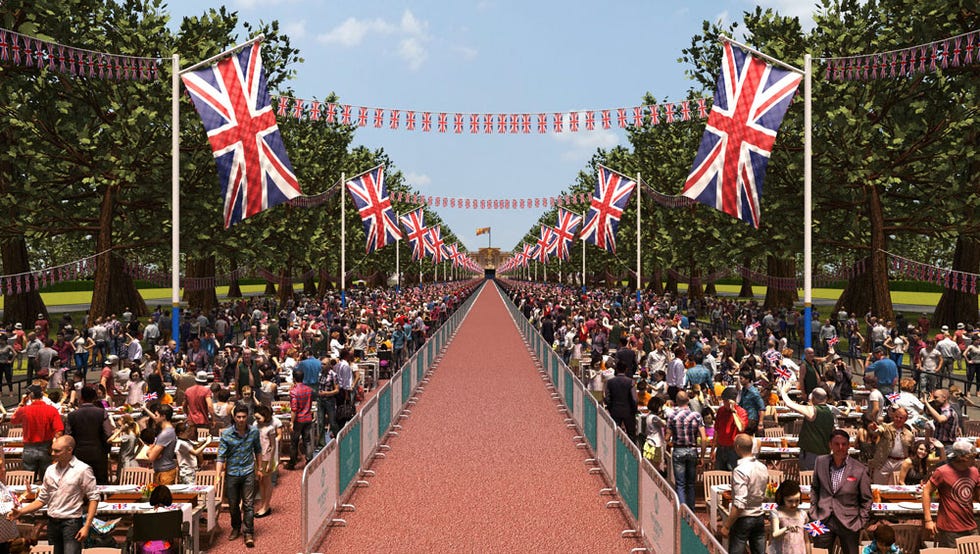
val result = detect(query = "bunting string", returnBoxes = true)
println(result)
[391,191,595,210]
[274,94,712,134]
[883,250,979,294]
[662,259,869,291]
[641,182,697,208]
[285,185,340,208]
[0,27,163,81]
[819,29,979,81]
[0,250,112,296]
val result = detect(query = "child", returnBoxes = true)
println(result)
[139,485,178,554]
[109,414,142,483]
[769,480,808,554]
[174,422,208,485]
[861,523,903,553]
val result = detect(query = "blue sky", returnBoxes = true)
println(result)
[166,0,816,251]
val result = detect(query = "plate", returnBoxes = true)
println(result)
[897,502,923,510]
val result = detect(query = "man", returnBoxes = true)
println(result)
[8,436,99,554]
[184,371,214,430]
[712,387,747,471]
[701,344,717,377]
[37,339,59,380]
[923,438,980,547]
[335,348,355,405]
[644,340,669,374]
[865,346,899,397]
[125,333,143,367]
[287,369,315,470]
[297,350,322,389]
[685,362,711,389]
[217,404,261,548]
[604,365,638,442]
[98,359,114,399]
[818,319,837,356]
[798,348,822,398]
[936,332,959,388]
[142,317,161,350]
[665,391,706,509]
[666,345,687,402]
[720,434,768,554]
[917,339,944,394]
[809,429,872,554]
[146,404,178,485]
[317,359,340,444]
[65,386,113,485]
[779,383,835,471]
[12,385,64,481]
[925,388,960,452]
[868,405,913,485]
[863,374,884,421]
[736,369,765,437]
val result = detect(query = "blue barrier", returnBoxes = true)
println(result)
[378,386,391,439]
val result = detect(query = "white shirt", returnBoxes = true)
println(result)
[38,457,99,519]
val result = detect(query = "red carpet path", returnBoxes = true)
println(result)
[317,283,644,553]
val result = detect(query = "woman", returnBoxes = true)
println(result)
[884,328,907,369]
[109,414,142,483]
[965,333,980,397]
[253,404,282,518]
[127,369,146,406]
[898,437,946,485]
[211,387,233,434]
[72,331,95,374]
[854,413,880,466]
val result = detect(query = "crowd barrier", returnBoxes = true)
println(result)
[498,281,726,554]
[300,280,485,554]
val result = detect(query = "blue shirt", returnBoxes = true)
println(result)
[298,357,322,387]
[868,358,898,387]
[685,365,711,386]
[738,385,766,423]
[217,425,261,477]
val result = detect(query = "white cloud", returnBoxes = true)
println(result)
[399,10,427,36]
[317,10,431,70]
[317,17,395,47]
[404,172,432,188]
[234,0,301,10]
[552,112,620,160]
[398,37,427,70]
[454,45,479,61]
[476,1,494,12]
[281,20,307,40]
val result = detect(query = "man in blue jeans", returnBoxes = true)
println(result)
[720,434,768,553]
[217,404,261,548]
[665,391,706,509]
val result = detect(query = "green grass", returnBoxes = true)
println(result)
[676,284,942,307]
[0,284,280,311]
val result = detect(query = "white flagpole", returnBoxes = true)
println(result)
[804,53,813,349]
[395,235,400,294]
[171,54,181,346]
[341,171,346,307]
[636,172,642,302]
[581,210,587,291]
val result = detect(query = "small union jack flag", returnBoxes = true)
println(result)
[887,391,901,403]
[345,165,403,253]
[399,208,429,261]
[805,520,830,537]
[774,365,793,381]
[579,165,636,253]
[422,112,432,131]
[144,392,159,402]
[438,113,448,132]
[827,336,839,347]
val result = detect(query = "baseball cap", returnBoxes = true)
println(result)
[949,439,975,460]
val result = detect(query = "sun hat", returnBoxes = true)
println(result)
[195,371,210,384]
[948,439,975,460]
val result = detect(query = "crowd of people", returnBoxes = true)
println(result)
[0,280,478,553]
[503,281,980,553]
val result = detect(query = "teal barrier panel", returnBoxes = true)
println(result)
[564,369,574,411]
[615,431,640,520]
[680,504,725,553]
[378,386,391,439]
[402,368,412,403]
[338,418,361,493]
[551,355,559,385]
[583,395,597,449]
[427,341,433,363]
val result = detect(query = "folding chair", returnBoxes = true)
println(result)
[125,509,189,554]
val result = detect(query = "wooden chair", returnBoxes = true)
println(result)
[125,510,189,554]
[957,534,980,553]
[31,544,55,554]
[797,470,814,488]
[5,470,34,487]
[777,458,800,482]
[920,548,956,554]
[889,523,921,554]
[783,419,802,435]
[767,469,784,487]
[701,470,730,533]
[764,426,785,438]
[118,467,153,487]
[964,419,980,437]
[197,427,212,441]
[6,427,22,438]
[811,548,828,554]
[82,548,123,554]
[196,469,227,515]
[4,458,22,472]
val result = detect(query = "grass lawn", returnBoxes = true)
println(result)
[678,284,941,308]
[0,284,277,311]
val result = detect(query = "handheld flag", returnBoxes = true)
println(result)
[827,336,839,347]
[180,42,301,228]
[143,392,159,403]
[580,165,636,253]
[886,391,901,403]
[399,208,429,261]
[681,41,802,228]
[476,227,491,236]
[774,365,793,381]
[805,521,830,537]
[346,165,403,253]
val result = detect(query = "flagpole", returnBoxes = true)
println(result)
[719,35,803,74]
[581,210,587,292]
[636,171,642,304]
[803,53,813,350]
[171,54,181,347]
[341,171,346,307]
[395,234,400,294]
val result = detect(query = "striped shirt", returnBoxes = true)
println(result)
[290,382,314,423]
[667,407,704,447]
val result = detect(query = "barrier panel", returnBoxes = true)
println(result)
[615,429,640,520]
[680,504,726,554]
[639,458,680,554]
[378,385,391,439]
[583,392,597,449]
[402,367,412,402]
[301,439,339,554]
[572,373,584,425]
[338,416,362,494]
[551,355,559,388]
[416,352,425,383]
[391,371,403,413]
[360,396,379,465]
[595,407,616,479]
[563,368,574,413]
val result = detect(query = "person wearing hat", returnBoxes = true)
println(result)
[713,387,748,471]
[935,331,959,389]
[922,438,980,547]
[779,381,836,471]
[184,371,214,431]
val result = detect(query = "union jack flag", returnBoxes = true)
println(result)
[180,42,301,228]
[827,336,839,347]
[143,392,159,403]
[549,208,582,261]
[345,165,403,253]
[681,41,802,228]
[805,521,830,537]
[445,243,463,266]
[887,391,901,403]
[425,226,447,263]
[399,208,429,261]
[774,364,793,381]
[580,165,636,253]
[534,227,556,264]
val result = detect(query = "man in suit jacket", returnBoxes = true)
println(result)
[604,366,638,441]
[809,429,872,554]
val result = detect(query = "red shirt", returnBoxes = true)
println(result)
[930,463,980,532]
[184,384,212,426]
[11,400,64,443]
[714,404,748,447]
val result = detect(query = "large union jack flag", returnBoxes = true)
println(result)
[681,41,802,228]
[580,165,636,253]
[534,227,556,264]
[445,243,463,266]
[399,208,429,261]
[345,165,403,253]
[549,208,582,261]
[425,226,446,264]
[180,42,301,228]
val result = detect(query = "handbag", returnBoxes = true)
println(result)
[336,393,356,423]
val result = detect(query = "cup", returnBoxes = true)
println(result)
[872,489,882,504]
[780,438,788,448]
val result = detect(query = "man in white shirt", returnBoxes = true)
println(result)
[8,435,99,554]
[720,433,769,554]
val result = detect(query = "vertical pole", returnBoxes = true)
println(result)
[396,236,400,294]
[341,172,346,307]
[636,172,642,305]
[419,259,422,286]
[803,54,813,350]
[581,211,587,292]
[171,54,181,346]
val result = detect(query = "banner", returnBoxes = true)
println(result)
[402,367,412,404]
[378,386,392,440]
[595,409,616,481]
[563,369,575,416]
[615,431,640,520]
[391,372,403,415]
[680,504,726,554]
[583,393,597,450]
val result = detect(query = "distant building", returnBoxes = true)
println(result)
[476,248,507,269]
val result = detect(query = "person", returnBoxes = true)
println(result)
[7,436,99,554]
[916,340,943,394]
[146,404,178,485]
[863,374,884,421]
[666,345,686,401]
[712,386,746,471]
[174,422,207,485]
[924,388,959,453]
[664,391,706,509]
[12,385,64,482]
[898,437,945,486]
[296,351,322,389]
[861,523,902,554]
[808,429,872,554]
[182,371,214,430]
[286,369,314,470]
[736,369,765,436]
[865,347,899,397]
[71,332,93,375]
[216,404,261,548]
[108,415,141,484]
[0,337,13,396]
[253,404,281,518]
[779,383,835,471]
[964,332,980,396]
[138,485,178,554]
[798,348,821,397]
[768,480,808,554]
[211,388,233,434]
[867,406,913,485]
[604,365,638,441]
[922,438,980,547]
[719,434,767,554]
[65,386,113,485]
[642,396,666,474]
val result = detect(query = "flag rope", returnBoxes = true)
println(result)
[818,29,979,81]
[0,27,163,80]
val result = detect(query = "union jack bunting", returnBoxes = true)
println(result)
[399,208,429,261]
[425,226,447,263]
[681,41,802,228]
[345,165,403,253]
[579,165,636,253]
[549,208,582,261]
[180,42,301,228]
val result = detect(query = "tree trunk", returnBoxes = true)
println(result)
[665,270,679,295]
[933,235,980,327]
[647,269,665,294]
[317,267,333,297]
[302,269,316,297]
[183,256,218,312]
[763,255,799,309]
[277,264,293,306]
[687,261,704,300]
[834,255,874,317]
[867,184,894,321]
[1,236,48,326]
[90,185,146,321]
[704,270,718,296]
[264,280,277,296]
[226,256,242,298]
